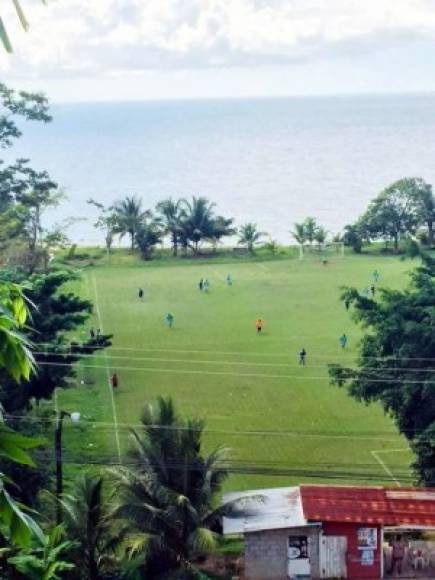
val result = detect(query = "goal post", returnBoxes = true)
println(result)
[297,242,345,261]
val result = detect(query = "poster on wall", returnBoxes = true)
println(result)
[357,528,377,550]
[361,549,375,566]
[288,536,309,559]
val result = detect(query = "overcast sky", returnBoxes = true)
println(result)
[1,0,435,101]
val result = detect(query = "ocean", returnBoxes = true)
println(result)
[6,94,435,245]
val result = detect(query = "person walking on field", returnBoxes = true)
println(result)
[373,270,380,283]
[110,372,118,390]
[226,274,233,286]
[90,327,95,339]
[138,288,144,300]
[339,333,348,349]
[255,319,264,334]
[203,279,210,292]
[165,312,174,329]
[344,298,350,311]
[370,284,376,297]
[299,348,307,366]
[198,279,203,291]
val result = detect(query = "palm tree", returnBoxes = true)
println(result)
[1,1,44,53]
[303,217,318,245]
[112,397,240,579]
[314,226,328,249]
[112,196,149,250]
[180,196,216,255]
[135,217,163,260]
[291,222,306,245]
[61,474,119,580]
[237,222,267,252]
[156,198,185,256]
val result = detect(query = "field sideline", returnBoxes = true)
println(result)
[56,252,414,490]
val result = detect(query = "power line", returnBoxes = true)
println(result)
[30,350,435,373]
[33,342,435,363]
[34,359,435,384]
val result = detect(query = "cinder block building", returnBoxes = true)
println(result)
[223,485,435,580]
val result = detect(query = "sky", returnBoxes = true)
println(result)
[1,0,435,101]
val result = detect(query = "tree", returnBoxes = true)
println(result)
[237,223,266,252]
[291,222,306,245]
[135,218,162,261]
[112,196,149,251]
[0,269,112,413]
[359,179,422,252]
[87,199,118,256]
[61,474,119,580]
[328,249,435,484]
[409,178,435,247]
[302,217,317,245]
[113,397,240,578]
[342,224,363,254]
[180,197,216,255]
[313,226,328,248]
[7,525,76,579]
[156,198,185,256]
[0,1,47,53]
[0,281,45,548]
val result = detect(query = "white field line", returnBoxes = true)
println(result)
[371,449,409,487]
[92,273,122,462]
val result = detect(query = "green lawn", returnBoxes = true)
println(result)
[56,251,415,490]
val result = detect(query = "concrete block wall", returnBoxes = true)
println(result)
[244,526,321,580]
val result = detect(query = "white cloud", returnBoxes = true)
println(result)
[2,0,435,78]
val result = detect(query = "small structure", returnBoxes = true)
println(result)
[223,484,435,580]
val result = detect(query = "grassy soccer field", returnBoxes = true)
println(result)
[56,252,415,490]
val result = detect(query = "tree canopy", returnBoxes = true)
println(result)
[329,248,435,484]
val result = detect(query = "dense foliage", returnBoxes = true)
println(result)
[329,248,435,484]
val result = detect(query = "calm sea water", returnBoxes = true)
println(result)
[6,94,435,244]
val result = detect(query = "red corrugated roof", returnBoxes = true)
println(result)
[301,485,435,526]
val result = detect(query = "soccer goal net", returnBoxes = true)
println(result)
[297,242,345,260]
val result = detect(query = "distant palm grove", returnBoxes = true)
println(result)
[87,175,435,262]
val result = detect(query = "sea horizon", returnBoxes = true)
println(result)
[5,92,435,245]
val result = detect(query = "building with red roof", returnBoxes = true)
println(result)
[223,485,435,579]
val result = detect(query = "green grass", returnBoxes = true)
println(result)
[55,251,415,491]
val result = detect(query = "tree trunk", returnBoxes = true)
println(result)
[172,232,178,256]
[393,233,399,253]
[428,220,434,247]
[130,232,134,251]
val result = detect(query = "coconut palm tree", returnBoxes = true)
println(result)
[179,196,216,255]
[314,226,328,249]
[237,222,267,252]
[135,217,163,260]
[112,397,241,579]
[291,222,306,245]
[112,196,149,250]
[1,1,45,53]
[156,198,185,256]
[303,217,318,245]
[61,474,119,580]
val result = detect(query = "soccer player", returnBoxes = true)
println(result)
[344,299,350,311]
[138,288,144,300]
[203,279,210,292]
[198,279,203,291]
[339,333,348,349]
[89,327,95,339]
[255,319,263,333]
[373,270,380,283]
[110,372,118,390]
[165,312,174,328]
[321,256,328,266]
[370,285,376,297]
[299,348,307,366]
[226,274,233,286]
